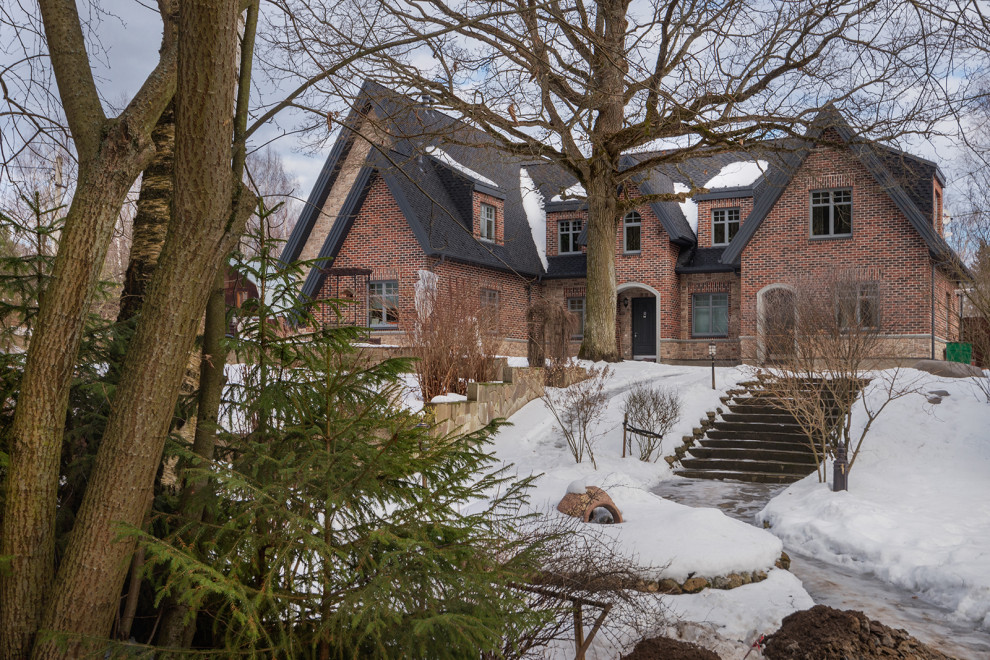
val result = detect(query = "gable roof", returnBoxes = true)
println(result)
[284,83,960,291]
[720,108,956,266]
[282,81,546,298]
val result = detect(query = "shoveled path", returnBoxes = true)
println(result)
[651,477,990,660]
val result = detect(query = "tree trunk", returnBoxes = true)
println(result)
[577,0,627,362]
[156,268,229,648]
[30,2,244,655]
[118,101,176,323]
[0,130,155,658]
[579,161,621,362]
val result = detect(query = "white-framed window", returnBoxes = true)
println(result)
[712,207,740,246]
[623,211,641,253]
[567,297,585,338]
[368,280,399,327]
[558,219,583,254]
[692,292,729,337]
[836,281,879,330]
[480,202,496,241]
[811,189,852,237]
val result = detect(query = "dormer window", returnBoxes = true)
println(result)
[811,189,852,237]
[559,219,583,254]
[623,211,641,253]
[480,203,496,242]
[712,208,740,246]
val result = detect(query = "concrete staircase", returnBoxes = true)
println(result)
[673,378,835,484]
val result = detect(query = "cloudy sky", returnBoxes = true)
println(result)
[4,1,974,216]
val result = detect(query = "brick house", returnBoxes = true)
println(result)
[281,81,962,364]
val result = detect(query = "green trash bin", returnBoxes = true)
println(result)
[946,342,973,364]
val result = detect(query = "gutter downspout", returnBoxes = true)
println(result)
[931,259,936,360]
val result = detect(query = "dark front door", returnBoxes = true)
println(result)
[631,297,657,357]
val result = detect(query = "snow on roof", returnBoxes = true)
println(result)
[673,182,699,234]
[550,182,586,202]
[704,160,769,189]
[520,168,548,269]
[424,145,499,188]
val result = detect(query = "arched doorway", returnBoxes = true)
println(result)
[758,284,797,363]
[617,282,661,360]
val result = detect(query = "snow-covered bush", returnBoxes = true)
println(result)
[622,383,682,461]
[540,364,611,468]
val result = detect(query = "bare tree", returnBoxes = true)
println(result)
[758,272,924,486]
[271,0,975,360]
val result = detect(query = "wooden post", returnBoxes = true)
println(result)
[574,599,584,660]
[622,413,627,458]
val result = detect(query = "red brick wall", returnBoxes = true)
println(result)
[696,196,755,248]
[473,192,505,245]
[543,190,683,357]
[429,257,532,342]
[673,272,742,361]
[317,173,532,353]
[739,145,942,360]
[546,211,588,256]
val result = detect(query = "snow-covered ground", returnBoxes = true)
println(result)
[758,369,990,633]
[487,360,817,658]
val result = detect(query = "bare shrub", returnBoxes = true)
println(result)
[540,364,611,468]
[527,295,577,385]
[495,515,669,659]
[759,271,924,484]
[623,384,682,462]
[404,274,501,401]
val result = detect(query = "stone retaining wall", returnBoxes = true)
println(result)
[426,365,587,436]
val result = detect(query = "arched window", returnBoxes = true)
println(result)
[623,211,641,253]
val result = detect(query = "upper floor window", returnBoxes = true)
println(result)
[623,211,641,253]
[567,297,585,338]
[811,189,852,237]
[712,208,740,246]
[559,219,583,254]
[369,280,399,327]
[692,292,729,337]
[836,281,879,330]
[480,202,496,241]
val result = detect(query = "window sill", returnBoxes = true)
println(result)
[809,233,853,241]
[479,236,495,243]
[691,334,729,339]
[622,250,641,256]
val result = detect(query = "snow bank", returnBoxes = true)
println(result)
[425,146,499,188]
[704,160,769,189]
[490,361,787,581]
[673,182,698,234]
[520,168,548,269]
[759,370,990,630]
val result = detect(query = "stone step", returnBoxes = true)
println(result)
[726,402,798,416]
[688,446,817,464]
[698,438,816,453]
[706,429,811,444]
[711,420,806,434]
[720,412,802,425]
[679,457,815,475]
[673,469,806,484]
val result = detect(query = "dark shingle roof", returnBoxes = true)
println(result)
[676,246,736,274]
[545,253,587,279]
[283,81,547,298]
